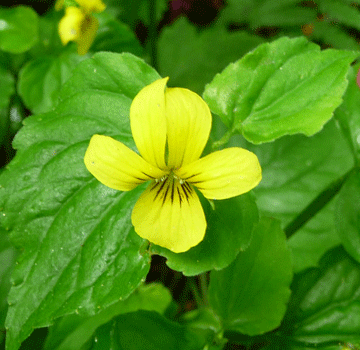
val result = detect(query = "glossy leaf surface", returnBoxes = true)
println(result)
[1,52,161,350]
[203,36,357,144]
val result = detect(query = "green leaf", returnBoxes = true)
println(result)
[59,52,159,101]
[7,95,25,136]
[261,342,351,350]
[208,218,293,335]
[113,0,167,28]
[181,308,226,350]
[44,283,172,350]
[90,310,205,350]
[18,50,87,114]
[203,36,357,144]
[248,0,315,28]
[335,171,360,264]
[336,64,360,162]
[0,65,14,110]
[215,115,353,273]
[138,0,169,25]
[306,18,360,51]
[244,118,354,273]
[287,198,341,274]
[218,0,315,27]
[158,17,264,94]
[318,0,360,32]
[152,193,258,276]
[0,64,14,144]
[29,10,71,57]
[280,247,360,347]
[1,52,160,350]
[0,6,39,53]
[217,0,253,24]
[91,12,143,55]
[0,231,17,330]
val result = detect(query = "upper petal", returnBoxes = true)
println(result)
[131,179,206,253]
[76,0,106,13]
[55,0,65,11]
[84,134,166,191]
[165,87,212,169]
[130,78,168,170]
[177,148,262,200]
[58,6,84,45]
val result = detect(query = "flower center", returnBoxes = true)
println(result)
[150,171,193,205]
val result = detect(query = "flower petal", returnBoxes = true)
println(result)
[55,0,65,11]
[178,148,262,200]
[58,6,84,45]
[76,0,106,13]
[131,179,206,253]
[84,134,166,191]
[165,87,212,169]
[130,78,168,170]
[76,15,98,55]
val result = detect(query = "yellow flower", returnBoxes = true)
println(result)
[57,0,106,55]
[84,78,262,253]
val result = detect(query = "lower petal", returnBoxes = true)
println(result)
[131,180,206,253]
[178,148,262,200]
[84,134,165,191]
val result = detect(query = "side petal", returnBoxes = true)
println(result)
[178,148,262,200]
[77,15,98,55]
[130,78,168,170]
[58,7,84,45]
[165,87,212,169]
[131,180,206,253]
[84,134,166,191]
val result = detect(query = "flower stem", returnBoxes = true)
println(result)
[284,167,355,238]
[212,129,233,150]
[199,272,209,306]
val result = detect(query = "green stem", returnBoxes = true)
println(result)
[211,129,233,151]
[149,0,158,71]
[188,278,203,308]
[199,273,209,306]
[284,167,355,238]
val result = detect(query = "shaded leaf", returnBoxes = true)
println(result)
[221,118,353,273]
[18,50,87,114]
[280,247,360,347]
[92,12,143,55]
[336,64,360,162]
[335,171,360,264]
[318,0,360,32]
[249,0,315,28]
[0,6,39,53]
[0,65,14,144]
[90,310,205,350]
[209,218,293,335]
[158,17,264,94]
[44,283,172,350]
